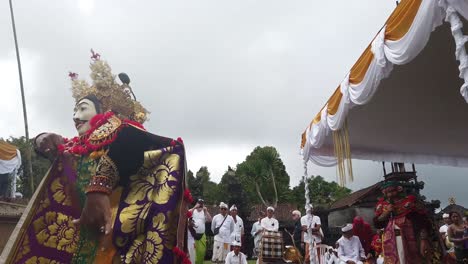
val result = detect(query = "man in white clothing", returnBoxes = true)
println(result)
[251,211,265,258]
[190,198,212,264]
[325,247,339,264]
[225,240,247,264]
[301,204,322,264]
[261,206,279,231]
[439,213,452,242]
[337,224,367,264]
[212,202,235,263]
[230,205,244,246]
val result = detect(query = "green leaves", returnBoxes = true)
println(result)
[3,136,51,198]
[236,146,290,207]
[290,176,351,210]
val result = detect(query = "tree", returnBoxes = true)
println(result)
[217,166,250,219]
[291,175,352,210]
[236,146,290,208]
[187,170,203,200]
[187,166,222,205]
[4,136,51,198]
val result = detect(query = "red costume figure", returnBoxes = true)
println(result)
[374,181,435,264]
[353,216,373,254]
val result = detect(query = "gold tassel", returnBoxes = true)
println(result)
[333,119,353,186]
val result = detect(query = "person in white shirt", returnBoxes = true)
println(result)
[439,213,453,248]
[337,224,367,264]
[261,206,279,231]
[189,198,212,264]
[212,202,235,263]
[250,211,265,258]
[230,205,244,246]
[301,204,322,264]
[225,240,247,264]
[325,247,339,264]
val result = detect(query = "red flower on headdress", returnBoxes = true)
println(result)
[177,137,184,144]
[170,140,176,147]
[57,144,65,154]
[184,189,194,203]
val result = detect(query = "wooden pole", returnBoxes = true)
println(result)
[9,0,34,194]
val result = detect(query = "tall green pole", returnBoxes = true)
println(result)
[9,0,34,194]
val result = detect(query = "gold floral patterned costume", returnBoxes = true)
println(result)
[3,114,188,263]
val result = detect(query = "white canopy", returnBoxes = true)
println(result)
[301,0,468,168]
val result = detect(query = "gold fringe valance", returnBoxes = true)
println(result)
[332,120,353,186]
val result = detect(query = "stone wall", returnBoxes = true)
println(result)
[0,201,25,254]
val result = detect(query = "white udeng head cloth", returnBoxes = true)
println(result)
[230,205,238,211]
[341,223,353,232]
[267,206,275,212]
[443,213,450,219]
[231,240,241,247]
[219,202,228,209]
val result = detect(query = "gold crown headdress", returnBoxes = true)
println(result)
[69,49,148,123]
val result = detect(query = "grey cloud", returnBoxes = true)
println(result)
[1,0,465,208]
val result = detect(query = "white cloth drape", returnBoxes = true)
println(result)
[0,150,21,174]
[445,0,468,21]
[302,0,468,167]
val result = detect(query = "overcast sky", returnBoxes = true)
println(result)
[1,0,466,209]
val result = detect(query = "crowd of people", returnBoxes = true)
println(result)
[185,184,468,264]
[439,212,468,263]
[186,199,283,263]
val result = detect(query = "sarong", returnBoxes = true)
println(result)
[195,233,207,264]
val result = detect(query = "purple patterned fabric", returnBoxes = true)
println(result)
[6,144,186,264]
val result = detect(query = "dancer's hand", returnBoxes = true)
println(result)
[73,192,112,238]
[35,133,64,160]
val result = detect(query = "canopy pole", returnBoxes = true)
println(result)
[9,0,34,194]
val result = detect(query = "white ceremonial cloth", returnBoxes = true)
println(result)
[193,209,206,234]
[230,216,244,243]
[301,214,322,243]
[225,251,247,264]
[0,150,21,174]
[439,224,449,234]
[325,251,339,264]
[337,235,365,263]
[251,221,262,246]
[187,230,196,264]
[261,216,279,232]
[212,214,234,243]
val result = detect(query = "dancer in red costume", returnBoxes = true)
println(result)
[374,181,434,264]
[353,216,373,255]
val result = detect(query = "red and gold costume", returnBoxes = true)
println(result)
[374,182,435,264]
[1,52,191,263]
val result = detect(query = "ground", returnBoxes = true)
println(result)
[204,261,256,264]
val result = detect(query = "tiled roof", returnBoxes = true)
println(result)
[329,182,382,211]
[204,203,298,222]
[247,203,298,222]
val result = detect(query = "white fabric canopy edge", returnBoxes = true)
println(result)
[302,0,468,168]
